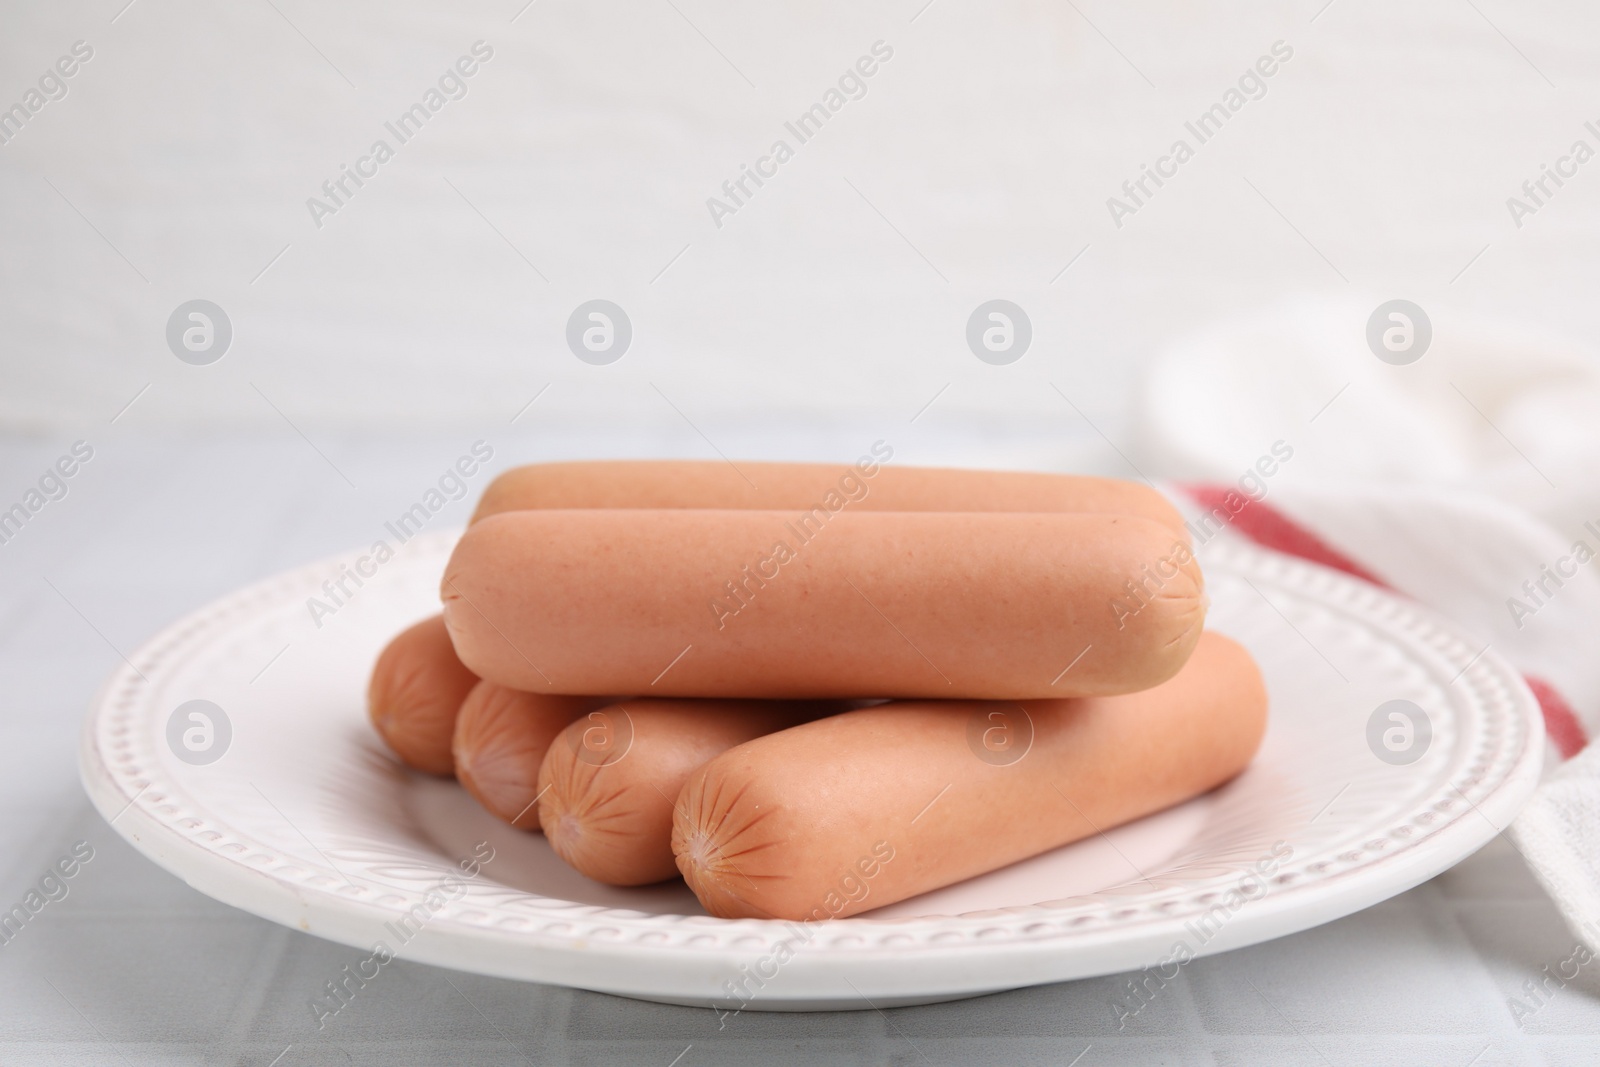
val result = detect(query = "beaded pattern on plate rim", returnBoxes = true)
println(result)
[87,535,1533,953]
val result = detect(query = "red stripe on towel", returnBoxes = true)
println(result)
[1524,676,1588,760]
[1182,484,1589,760]
[1185,486,1397,591]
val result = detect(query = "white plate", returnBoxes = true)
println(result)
[79,531,1543,1011]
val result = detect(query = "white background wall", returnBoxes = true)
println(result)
[3,0,1598,440]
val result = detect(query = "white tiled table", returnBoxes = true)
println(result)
[1,431,1596,1066]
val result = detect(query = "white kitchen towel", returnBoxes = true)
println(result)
[1136,296,1600,953]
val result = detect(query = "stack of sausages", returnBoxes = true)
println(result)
[368,458,1268,922]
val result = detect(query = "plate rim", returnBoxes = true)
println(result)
[78,532,1545,1007]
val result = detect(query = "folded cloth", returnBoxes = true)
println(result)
[1136,296,1600,953]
